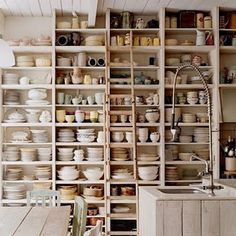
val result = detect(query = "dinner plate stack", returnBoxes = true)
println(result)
[16,55,34,67]
[58,185,77,200]
[57,166,79,181]
[35,166,51,180]
[77,129,96,143]
[5,167,23,180]
[193,128,209,143]
[111,168,133,180]
[31,130,48,143]
[4,91,20,105]
[37,147,52,161]
[137,153,160,162]
[20,148,37,162]
[3,73,19,84]
[57,129,75,142]
[3,147,20,161]
[87,147,104,161]
[111,148,129,161]
[165,166,180,181]
[57,148,74,161]
[3,184,26,200]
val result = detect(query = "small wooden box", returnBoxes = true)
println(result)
[179,11,196,28]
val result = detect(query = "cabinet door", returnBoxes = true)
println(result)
[183,201,201,236]
[202,201,220,236]
[164,201,182,236]
[220,200,236,236]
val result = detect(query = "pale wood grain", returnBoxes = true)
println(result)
[183,201,201,236]
[202,201,220,236]
[0,207,31,236]
[156,201,164,236]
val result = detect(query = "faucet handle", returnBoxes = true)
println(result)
[198,170,210,177]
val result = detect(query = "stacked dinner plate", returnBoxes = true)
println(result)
[193,128,209,143]
[20,148,37,161]
[111,168,133,180]
[165,166,180,181]
[5,167,23,180]
[35,166,51,180]
[37,147,52,161]
[58,185,77,200]
[3,73,19,84]
[4,91,20,105]
[111,148,129,161]
[3,184,26,200]
[137,153,160,162]
[77,129,96,143]
[87,147,104,161]
[57,129,75,142]
[31,130,48,143]
[16,55,34,67]
[57,166,79,181]
[57,148,74,161]
[3,147,20,161]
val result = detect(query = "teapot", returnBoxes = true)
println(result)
[72,95,83,105]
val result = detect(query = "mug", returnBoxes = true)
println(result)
[57,92,65,104]
[64,94,72,104]
[80,21,88,29]
[19,76,30,85]
[56,110,66,123]
[88,57,97,67]
[97,58,105,67]
[87,96,95,105]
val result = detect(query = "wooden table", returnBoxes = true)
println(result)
[0,206,71,236]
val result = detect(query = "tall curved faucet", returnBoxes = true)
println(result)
[171,64,220,196]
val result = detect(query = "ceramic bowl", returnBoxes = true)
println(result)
[138,172,158,181]
[35,58,51,67]
[111,132,124,142]
[145,109,160,123]
[179,153,193,161]
[83,169,104,180]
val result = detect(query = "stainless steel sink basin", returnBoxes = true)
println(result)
[158,188,206,194]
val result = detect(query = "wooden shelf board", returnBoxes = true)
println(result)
[165,45,215,52]
[55,46,106,53]
[11,46,52,53]
[1,84,52,90]
[55,84,106,89]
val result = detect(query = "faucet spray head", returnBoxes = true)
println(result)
[171,113,176,141]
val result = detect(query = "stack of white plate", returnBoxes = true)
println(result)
[31,130,48,143]
[87,147,103,161]
[182,113,196,123]
[165,166,180,181]
[3,73,19,84]
[57,166,79,181]
[111,168,133,180]
[4,91,20,105]
[4,110,26,123]
[5,167,23,180]
[11,131,32,143]
[16,55,34,67]
[37,147,52,161]
[20,148,37,161]
[57,148,74,161]
[77,129,96,143]
[3,184,26,200]
[3,147,20,161]
[138,166,159,181]
[35,166,51,180]
[57,129,75,142]
[137,153,160,162]
[111,148,129,161]
[193,128,209,143]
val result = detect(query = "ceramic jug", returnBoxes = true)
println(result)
[70,68,83,84]
[196,30,205,46]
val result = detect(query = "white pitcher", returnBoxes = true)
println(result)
[196,30,205,46]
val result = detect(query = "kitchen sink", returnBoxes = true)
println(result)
[158,188,206,194]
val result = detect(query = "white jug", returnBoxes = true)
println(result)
[196,30,205,46]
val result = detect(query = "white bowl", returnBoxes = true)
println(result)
[138,172,158,181]
[83,170,103,180]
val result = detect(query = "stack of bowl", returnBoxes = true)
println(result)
[3,147,20,161]
[20,148,37,162]
[31,130,48,143]
[111,148,129,161]
[33,182,51,190]
[16,55,34,67]
[138,128,149,143]
[137,153,159,162]
[77,129,96,142]
[57,166,79,181]
[87,147,103,161]
[83,186,104,200]
[57,148,74,161]
[35,166,51,180]
[83,168,104,180]
[5,167,23,180]
[182,113,196,123]
[187,91,198,105]
[3,184,26,200]
[193,128,209,143]
[111,168,133,180]
[58,185,77,200]
[37,147,52,161]
[57,129,75,142]
[111,132,124,142]
[3,73,19,84]
[138,166,159,181]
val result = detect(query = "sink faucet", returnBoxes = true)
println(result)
[190,154,210,176]
[171,64,220,196]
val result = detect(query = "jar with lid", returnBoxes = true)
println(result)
[204,16,212,28]
[170,16,177,28]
